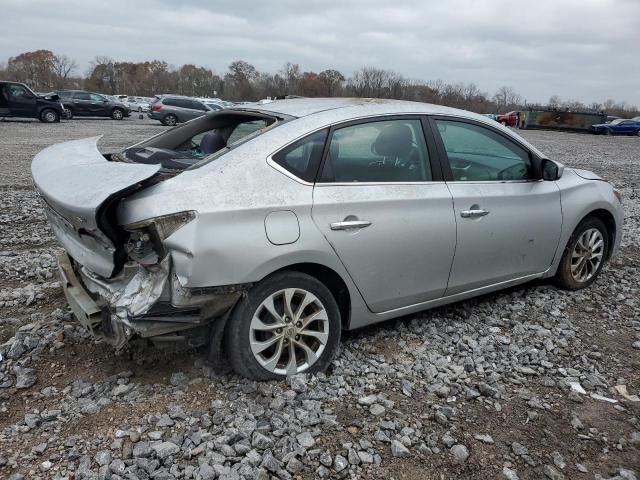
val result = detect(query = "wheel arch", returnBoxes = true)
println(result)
[580,208,616,260]
[266,262,352,330]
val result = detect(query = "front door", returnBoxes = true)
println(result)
[6,83,37,117]
[89,93,109,116]
[431,118,562,295]
[311,117,457,313]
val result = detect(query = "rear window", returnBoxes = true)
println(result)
[227,120,270,145]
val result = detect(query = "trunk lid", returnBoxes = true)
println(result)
[32,136,161,277]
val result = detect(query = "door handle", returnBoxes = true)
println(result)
[330,220,372,231]
[460,209,490,218]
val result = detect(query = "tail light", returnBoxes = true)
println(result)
[123,211,196,264]
[151,105,162,111]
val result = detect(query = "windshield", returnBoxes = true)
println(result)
[609,119,623,125]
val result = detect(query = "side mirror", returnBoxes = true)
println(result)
[542,158,564,181]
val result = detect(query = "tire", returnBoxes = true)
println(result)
[63,107,74,120]
[162,114,178,126]
[605,128,612,136]
[636,130,640,137]
[111,108,124,120]
[225,271,341,380]
[555,217,608,290]
[40,108,59,123]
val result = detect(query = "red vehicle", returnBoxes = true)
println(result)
[496,111,520,127]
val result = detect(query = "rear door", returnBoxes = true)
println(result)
[72,92,92,115]
[430,117,562,295]
[311,116,457,313]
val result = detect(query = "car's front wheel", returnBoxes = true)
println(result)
[111,108,124,120]
[63,107,74,120]
[162,114,178,126]
[555,217,608,290]
[40,108,59,123]
[225,272,341,380]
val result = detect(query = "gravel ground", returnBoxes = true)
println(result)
[0,117,638,480]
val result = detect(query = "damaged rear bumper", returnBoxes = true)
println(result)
[57,252,244,349]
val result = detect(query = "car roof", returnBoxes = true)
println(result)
[235,97,494,124]
[228,97,547,159]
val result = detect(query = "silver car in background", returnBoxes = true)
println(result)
[31,98,623,380]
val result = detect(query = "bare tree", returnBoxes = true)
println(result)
[52,55,77,88]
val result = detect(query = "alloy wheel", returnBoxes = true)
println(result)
[249,288,329,375]
[570,228,604,283]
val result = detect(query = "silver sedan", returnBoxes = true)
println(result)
[31,98,623,380]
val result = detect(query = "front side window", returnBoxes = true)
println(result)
[74,92,91,100]
[191,101,208,111]
[90,94,105,102]
[272,129,328,182]
[8,84,33,98]
[435,120,533,181]
[320,119,432,183]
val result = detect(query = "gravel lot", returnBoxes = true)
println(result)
[0,117,639,480]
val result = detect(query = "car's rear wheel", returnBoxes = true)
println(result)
[555,217,608,290]
[111,108,124,120]
[40,109,59,123]
[225,271,341,380]
[162,114,178,126]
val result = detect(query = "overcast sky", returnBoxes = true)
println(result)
[1,0,638,105]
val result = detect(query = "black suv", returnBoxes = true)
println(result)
[0,81,65,122]
[56,90,131,120]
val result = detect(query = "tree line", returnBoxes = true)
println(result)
[1,49,638,117]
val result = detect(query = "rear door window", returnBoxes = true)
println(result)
[319,118,432,182]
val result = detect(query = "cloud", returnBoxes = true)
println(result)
[0,0,637,105]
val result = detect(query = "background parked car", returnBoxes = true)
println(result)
[0,81,64,122]
[56,90,131,120]
[591,119,640,136]
[148,95,218,125]
[127,97,151,112]
[496,111,519,126]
